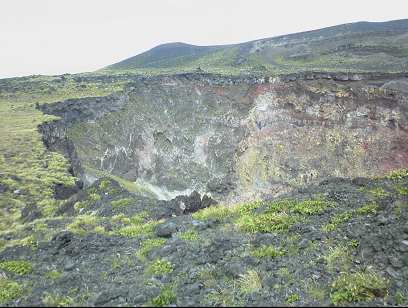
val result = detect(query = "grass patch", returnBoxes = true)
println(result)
[177,230,199,241]
[237,270,262,294]
[306,282,327,302]
[87,192,101,203]
[364,187,389,198]
[99,179,111,190]
[0,278,23,304]
[385,169,408,180]
[42,292,74,307]
[276,267,293,284]
[192,204,239,222]
[111,213,131,225]
[45,270,62,280]
[193,198,328,234]
[291,199,328,215]
[356,202,379,215]
[192,201,262,222]
[324,202,379,232]
[137,238,166,258]
[286,293,300,304]
[324,246,352,272]
[111,198,134,209]
[322,211,354,232]
[236,212,295,233]
[395,291,407,306]
[67,215,104,236]
[146,259,173,275]
[149,286,176,307]
[0,260,33,275]
[0,235,37,252]
[395,185,408,196]
[116,220,159,238]
[207,284,237,306]
[330,269,389,305]
[237,199,329,233]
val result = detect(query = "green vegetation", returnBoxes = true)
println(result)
[322,211,354,232]
[323,202,379,232]
[395,185,408,196]
[292,199,328,215]
[236,212,295,233]
[306,282,327,302]
[324,246,352,272]
[104,20,408,76]
[177,230,199,241]
[0,235,36,252]
[137,238,166,258]
[237,199,329,233]
[395,291,407,306]
[99,179,111,190]
[87,192,101,203]
[251,245,285,258]
[0,74,126,250]
[207,285,237,306]
[111,213,131,225]
[364,187,389,198]
[67,215,104,236]
[238,270,262,294]
[0,260,33,275]
[129,211,149,224]
[193,198,329,234]
[386,168,408,180]
[111,255,135,270]
[356,202,379,215]
[73,201,87,213]
[42,292,74,307]
[330,269,389,305]
[45,270,62,280]
[192,200,261,222]
[286,293,300,304]
[149,286,177,307]
[146,259,174,275]
[111,198,134,209]
[192,204,240,222]
[0,278,23,304]
[276,267,294,283]
[348,239,359,248]
[116,219,160,238]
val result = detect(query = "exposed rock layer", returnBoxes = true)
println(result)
[38,72,408,201]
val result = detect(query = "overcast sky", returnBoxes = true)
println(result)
[0,0,407,78]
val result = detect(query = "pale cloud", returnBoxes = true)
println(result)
[0,0,407,78]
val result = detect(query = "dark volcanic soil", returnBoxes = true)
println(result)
[1,172,407,306]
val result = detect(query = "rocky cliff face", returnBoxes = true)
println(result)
[38,94,129,183]
[39,72,408,202]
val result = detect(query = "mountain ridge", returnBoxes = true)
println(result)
[105,18,408,75]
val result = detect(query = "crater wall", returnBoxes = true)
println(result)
[39,73,408,201]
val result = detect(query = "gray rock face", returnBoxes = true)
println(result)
[39,73,408,203]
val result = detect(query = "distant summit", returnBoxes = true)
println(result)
[105,19,408,75]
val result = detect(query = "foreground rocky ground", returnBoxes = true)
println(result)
[0,169,407,306]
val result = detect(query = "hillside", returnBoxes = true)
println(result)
[0,19,408,307]
[105,19,408,75]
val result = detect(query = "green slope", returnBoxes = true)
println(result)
[104,19,408,75]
